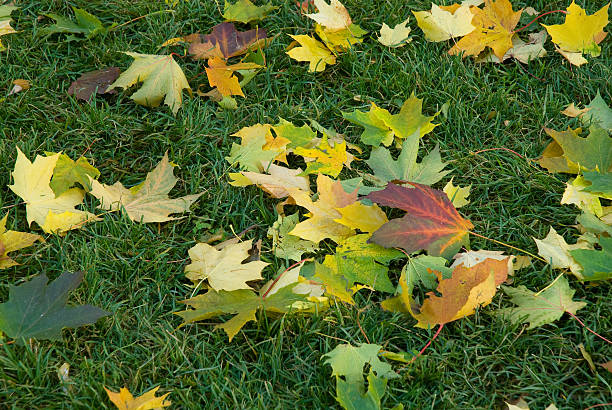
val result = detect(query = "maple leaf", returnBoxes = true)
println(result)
[9,148,96,233]
[541,127,612,173]
[365,132,449,190]
[272,118,318,150]
[342,94,438,145]
[497,276,586,329]
[0,6,18,51]
[583,171,612,197]
[443,178,471,208]
[542,2,609,66]
[306,0,352,31]
[563,91,612,132]
[0,272,109,344]
[294,136,347,177]
[267,213,318,261]
[205,57,262,98]
[314,234,402,303]
[334,202,388,234]
[189,23,267,60]
[286,34,336,72]
[104,386,171,410]
[47,153,100,196]
[570,236,612,281]
[42,7,115,40]
[476,31,548,64]
[367,183,473,258]
[288,174,357,244]
[0,214,43,269]
[223,0,278,24]
[449,0,523,60]
[89,152,202,223]
[107,52,191,114]
[184,240,268,291]
[377,19,412,48]
[176,284,308,341]
[533,227,591,279]
[229,162,310,198]
[315,23,367,52]
[413,2,477,42]
[67,67,120,101]
[226,130,284,172]
[561,176,606,217]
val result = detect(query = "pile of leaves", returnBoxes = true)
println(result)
[1,0,611,409]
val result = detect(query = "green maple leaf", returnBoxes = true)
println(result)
[47,153,100,196]
[323,343,397,385]
[0,272,109,344]
[583,91,612,132]
[544,126,612,173]
[42,7,115,40]
[225,132,279,172]
[272,118,318,150]
[107,52,192,114]
[570,236,612,281]
[342,104,395,146]
[583,170,612,196]
[336,371,388,410]
[496,276,586,329]
[176,284,307,341]
[576,212,612,236]
[364,130,450,189]
[223,0,278,24]
[267,213,317,262]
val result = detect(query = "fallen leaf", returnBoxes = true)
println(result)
[497,276,586,329]
[324,343,397,385]
[184,239,268,291]
[534,227,591,278]
[334,201,388,234]
[67,67,120,101]
[570,236,612,281]
[226,129,283,172]
[223,0,278,24]
[272,118,318,150]
[189,22,267,59]
[205,57,261,97]
[315,23,367,52]
[476,31,547,64]
[229,162,309,198]
[48,153,100,196]
[583,170,612,197]
[413,3,476,42]
[7,79,30,95]
[286,34,336,72]
[294,136,347,177]
[563,91,612,132]
[89,152,203,223]
[542,127,612,173]
[0,6,18,51]
[449,0,523,60]
[9,148,96,233]
[0,214,43,269]
[306,0,352,31]
[367,182,472,258]
[0,272,109,344]
[42,7,114,40]
[107,52,191,114]
[601,361,612,373]
[443,178,471,208]
[267,213,318,261]
[288,174,357,244]
[542,2,609,66]
[104,386,171,410]
[378,19,412,47]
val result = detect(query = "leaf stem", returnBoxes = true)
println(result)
[534,271,564,296]
[566,311,612,345]
[111,10,175,31]
[513,10,568,34]
[410,324,444,363]
[261,259,309,300]
[468,231,546,263]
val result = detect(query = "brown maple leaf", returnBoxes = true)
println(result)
[189,22,267,60]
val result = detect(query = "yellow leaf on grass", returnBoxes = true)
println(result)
[185,239,268,291]
[443,178,471,208]
[334,202,388,233]
[378,19,412,47]
[449,0,522,60]
[542,2,609,66]
[0,214,43,269]
[107,52,192,114]
[294,136,347,177]
[413,3,476,42]
[205,57,262,97]
[104,385,170,410]
[9,148,95,233]
[0,6,18,51]
[288,174,357,244]
[306,0,351,31]
[286,34,336,72]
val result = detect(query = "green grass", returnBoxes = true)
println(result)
[1,0,611,408]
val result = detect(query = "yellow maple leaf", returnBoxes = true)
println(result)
[232,123,289,163]
[104,385,170,410]
[413,3,476,42]
[377,19,412,47]
[294,136,347,178]
[107,52,192,114]
[449,0,522,60]
[9,148,96,233]
[0,6,18,51]
[185,239,268,291]
[542,2,610,67]
[306,0,352,31]
[443,178,471,208]
[0,214,43,269]
[286,34,336,72]
[205,57,262,97]
[334,202,388,233]
[288,174,357,243]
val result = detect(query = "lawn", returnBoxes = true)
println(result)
[1,0,611,408]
